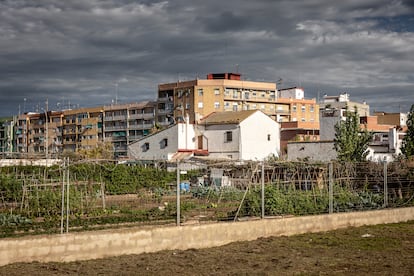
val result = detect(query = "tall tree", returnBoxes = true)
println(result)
[334,106,373,162]
[401,104,414,159]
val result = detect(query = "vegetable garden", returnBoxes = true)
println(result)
[0,160,413,238]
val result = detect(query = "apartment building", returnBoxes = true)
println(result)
[157,74,319,124]
[14,111,63,157]
[15,114,28,153]
[319,93,370,141]
[157,73,278,124]
[0,118,15,154]
[62,107,103,153]
[103,101,155,158]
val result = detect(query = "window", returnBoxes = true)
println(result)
[301,105,306,112]
[260,104,265,110]
[292,105,297,112]
[232,104,238,111]
[185,103,190,110]
[214,102,220,109]
[214,88,220,95]
[233,91,238,99]
[143,142,150,151]
[161,138,168,148]
[197,88,203,96]
[225,88,230,96]
[225,102,230,109]
[225,131,232,142]
[198,102,203,108]
[301,117,306,122]
[244,92,249,99]
[267,134,271,141]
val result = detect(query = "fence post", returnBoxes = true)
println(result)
[384,160,388,207]
[176,160,180,226]
[261,161,265,219]
[60,157,65,234]
[329,162,333,214]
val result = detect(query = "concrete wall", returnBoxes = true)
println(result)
[1,207,414,266]
[287,141,337,161]
[0,159,61,167]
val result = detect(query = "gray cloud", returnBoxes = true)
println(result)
[0,0,413,117]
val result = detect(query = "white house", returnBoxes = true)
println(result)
[199,110,280,161]
[127,121,201,161]
[128,110,280,161]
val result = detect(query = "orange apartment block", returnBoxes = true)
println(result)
[157,73,319,126]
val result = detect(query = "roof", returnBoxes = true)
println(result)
[201,110,258,125]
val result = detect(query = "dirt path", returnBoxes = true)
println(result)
[1,221,413,275]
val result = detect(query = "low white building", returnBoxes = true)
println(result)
[128,110,280,161]
[127,122,200,161]
[200,110,280,160]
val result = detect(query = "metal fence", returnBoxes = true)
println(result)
[0,160,413,236]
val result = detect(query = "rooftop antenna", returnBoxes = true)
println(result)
[115,82,119,105]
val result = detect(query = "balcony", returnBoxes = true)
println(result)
[128,113,145,120]
[128,124,153,130]
[104,115,127,121]
[142,113,154,120]
[104,125,127,131]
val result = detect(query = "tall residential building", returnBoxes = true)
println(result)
[157,74,320,156]
[14,111,63,157]
[62,107,103,153]
[156,73,278,124]
[0,118,15,154]
[15,114,29,153]
[157,74,319,125]
[103,101,155,158]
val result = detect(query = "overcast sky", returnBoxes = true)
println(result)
[0,0,413,117]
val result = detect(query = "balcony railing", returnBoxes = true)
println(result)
[104,125,127,131]
[104,115,127,121]
[128,124,153,130]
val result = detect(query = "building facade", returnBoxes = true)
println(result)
[103,101,155,158]
[156,73,278,124]
[129,110,280,162]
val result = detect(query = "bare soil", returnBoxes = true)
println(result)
[1,221,413,275]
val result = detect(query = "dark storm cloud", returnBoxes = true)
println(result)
[0,0,413,117]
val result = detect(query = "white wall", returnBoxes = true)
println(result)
[202,124,240,160]
[177,122,197,151]
[279,88,304,100]
[128,125,179,160]
[128,123,198,161]
[239,111,280,160]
